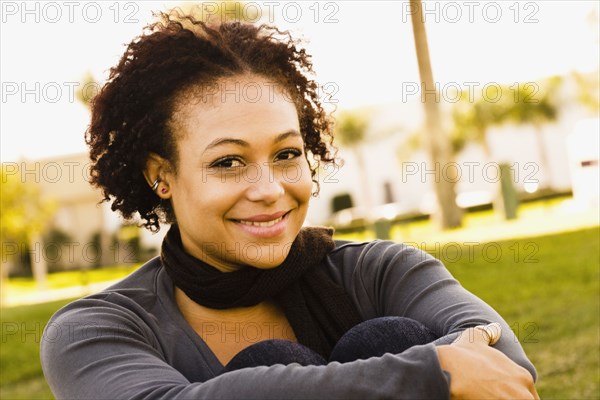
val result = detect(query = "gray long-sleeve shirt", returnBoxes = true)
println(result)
[41,239,536,399]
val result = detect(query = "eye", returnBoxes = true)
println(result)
[210,156,244,169]
[275,148,302,161]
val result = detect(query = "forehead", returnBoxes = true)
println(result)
[170,75,300,142]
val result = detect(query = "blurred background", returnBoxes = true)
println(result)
[1,1,598,398]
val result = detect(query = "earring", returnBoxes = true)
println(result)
[161,187,168,194]
[150,178,160,191]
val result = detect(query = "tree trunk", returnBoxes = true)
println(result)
[534,123,550,189]
[481,132,504,215]
[30,233,48,291]
[410,0,462,229]
[0,258,11,307]
[353,147,373,210]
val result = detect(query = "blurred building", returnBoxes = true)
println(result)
[567,118,600,208]
[308,74,599,225]
[5,153,108,273]
[7,153,165,275]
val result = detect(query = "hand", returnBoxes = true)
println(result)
[436,324,539,399]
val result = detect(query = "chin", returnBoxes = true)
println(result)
[249,252,290,269]
[240,242,292,270]
[251,262,283,270]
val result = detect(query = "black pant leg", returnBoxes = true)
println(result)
[329,316,437,363]
[222,339,327,372]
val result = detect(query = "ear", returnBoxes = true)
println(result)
[143,153,173,199]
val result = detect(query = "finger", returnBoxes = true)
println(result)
[529,377,540,400]
[518,362,540,400]
[452,327,488,346]
[453,323,502,346]
[481,322,502,345]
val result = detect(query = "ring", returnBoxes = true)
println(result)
[150,178,160,191]
[477,322,502,345]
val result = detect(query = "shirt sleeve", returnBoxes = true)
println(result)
[327,240,537,381]
[41,296,451,400]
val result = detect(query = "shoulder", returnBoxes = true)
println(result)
[42,257,167,348]
[323,239,451,318]
[326,239,440,277]
[56,256,163,310]
[105,256,163,294]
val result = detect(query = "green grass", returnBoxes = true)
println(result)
[1,228,598,399]
[335,196,599,246]
[1,298,74,399]
[6,264,140,294]
[440,227,600,399]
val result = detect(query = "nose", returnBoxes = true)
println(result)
[245,163,285,204]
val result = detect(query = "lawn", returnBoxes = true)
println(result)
[440,227,599,399]
[0,228,598,399]
[6,264,141,292]
[1,298,73,399]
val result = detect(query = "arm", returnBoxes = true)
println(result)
[41,297,450,400]
[328,240,537,379]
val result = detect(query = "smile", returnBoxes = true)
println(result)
[232,210,291,238]
[238,215,284,227]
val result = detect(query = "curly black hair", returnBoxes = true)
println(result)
[85,10,337,232]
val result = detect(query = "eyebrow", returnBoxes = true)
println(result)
[203,129,302,153]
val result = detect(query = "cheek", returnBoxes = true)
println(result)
[169,176,222,220]
[169,184,196,222]
[284,161,313,201]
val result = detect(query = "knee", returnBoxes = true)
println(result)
[358,316,436,336]
[330,316,437,363]
[223,340,326,372]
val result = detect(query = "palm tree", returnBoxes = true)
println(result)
[572,69,599,115]
[75,72,97,108]
[409,0,462,229]
[446,78,561,217]
[498,77,561,189]
[450,90,503,159]
[334,111,373,211]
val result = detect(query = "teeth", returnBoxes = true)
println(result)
[238,216,283,227]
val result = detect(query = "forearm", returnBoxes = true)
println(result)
[44,343,450,399]
[42,302,450,399]
[193,344,449,400]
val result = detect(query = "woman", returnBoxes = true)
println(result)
[41,10,539,399]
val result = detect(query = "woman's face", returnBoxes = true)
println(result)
[162,75,312,272]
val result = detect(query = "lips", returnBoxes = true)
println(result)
[231,210,291,238]
[233,210,289,224]
[238,215,285,227]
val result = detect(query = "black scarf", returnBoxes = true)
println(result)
[160,225,363,358]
